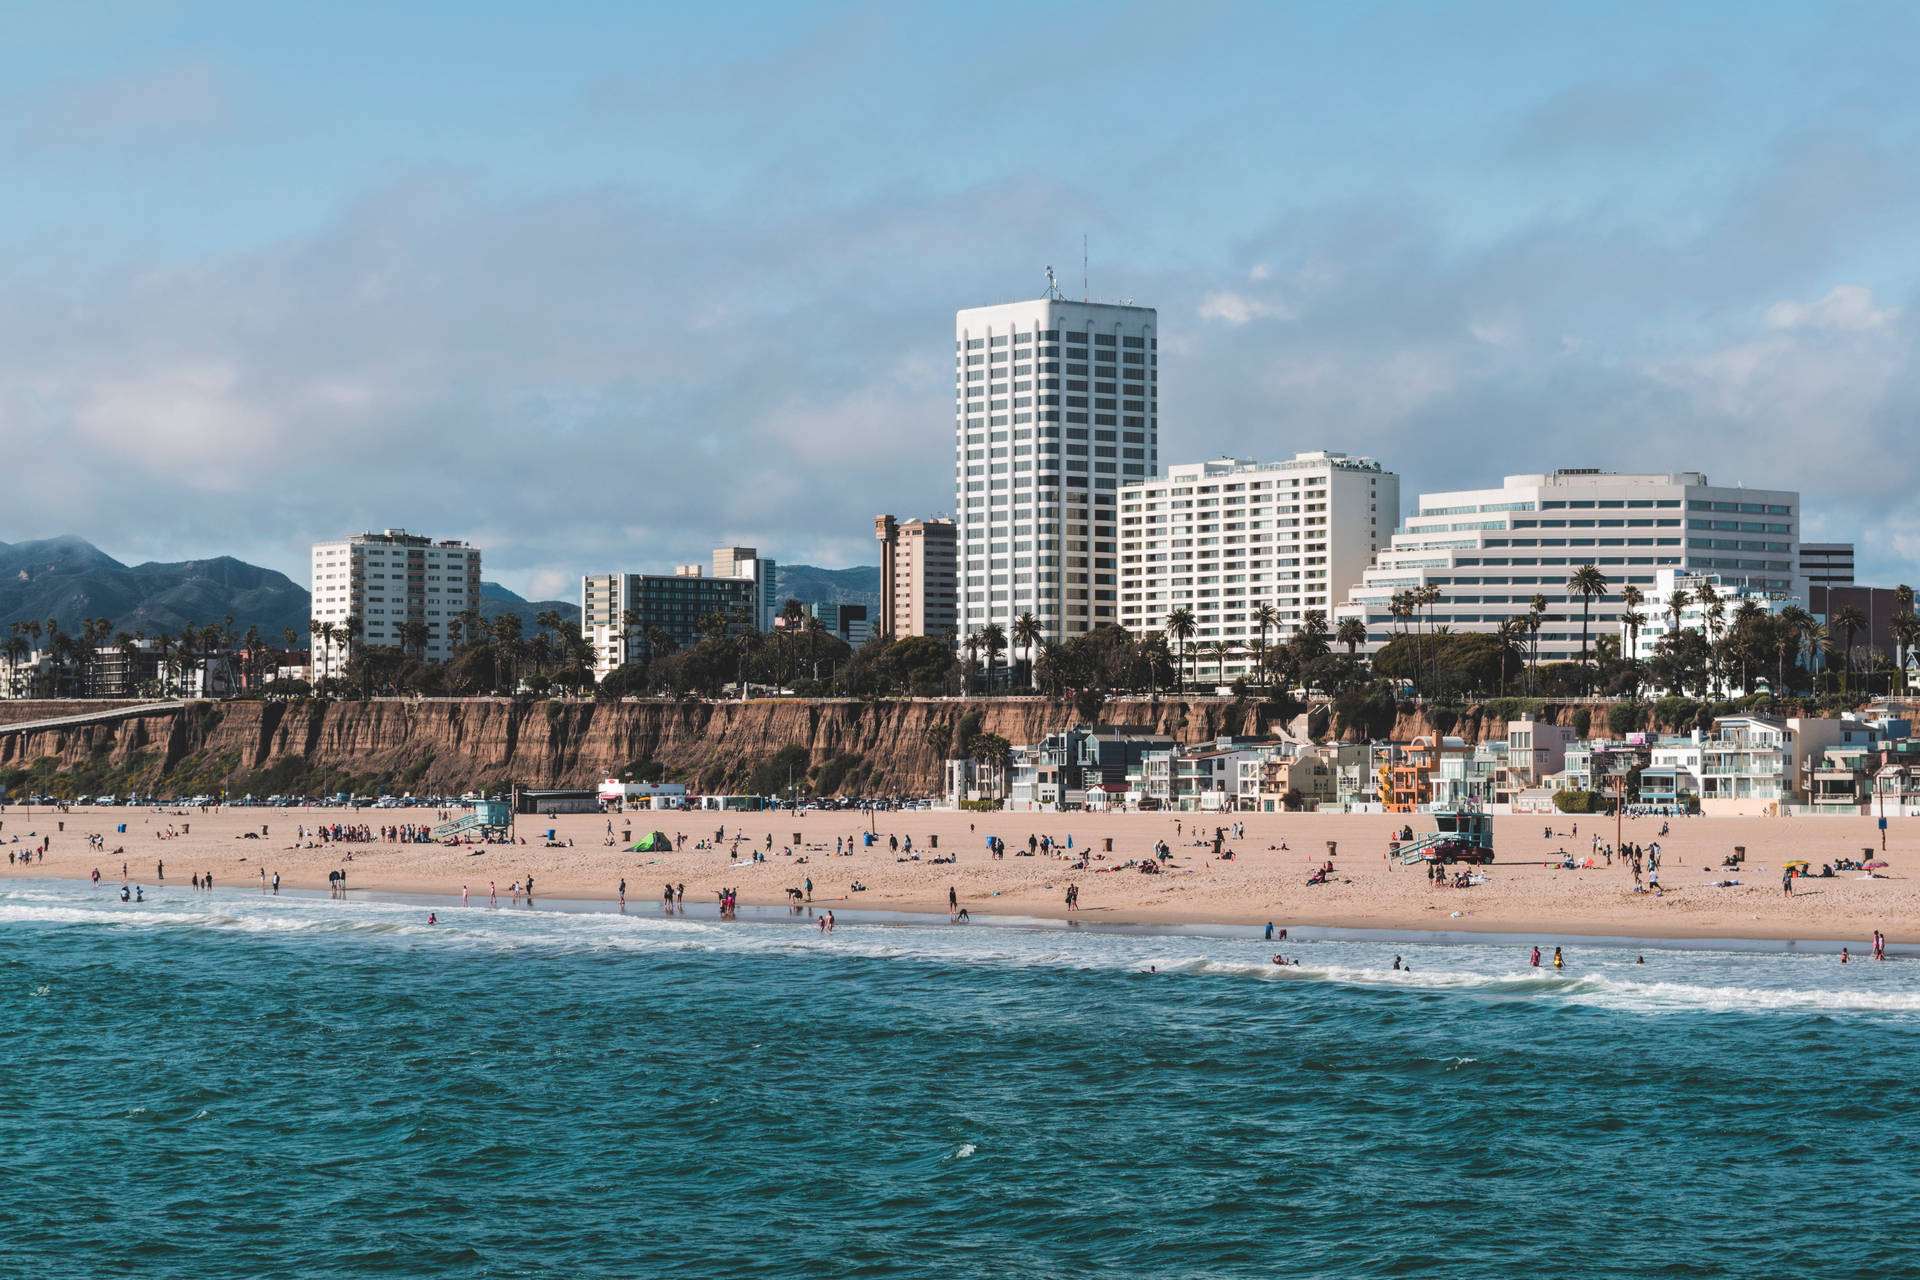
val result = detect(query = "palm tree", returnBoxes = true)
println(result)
[1032,641,1065,697]
[1495,616,1527,696]
[1564,564,1610,692]
[1251,603,1281,682]
[1417,583,1444,696]
[1164,607,1197,694]
[1805,621,1832,697]
[963,630,983,695]
[1011,611,1044,689]
[1526,593,1549,692]
[1201,639,1235,686]
[1336,616,1368,661]
[978,622,1008,693]
[1832,604,1867,700]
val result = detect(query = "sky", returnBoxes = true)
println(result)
[4,0,1920,599]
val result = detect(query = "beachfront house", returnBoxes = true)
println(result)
[1384,735,1469,812]
[1432,739,1505,809]
[1699,714,1852,814]
[1506,715,1578,790]
[1257,744,1357,812]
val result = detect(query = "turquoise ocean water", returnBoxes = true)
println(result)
[3,878,1913,1278]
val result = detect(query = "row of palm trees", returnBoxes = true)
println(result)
[955,606,1372,696]
[3,615,283,698]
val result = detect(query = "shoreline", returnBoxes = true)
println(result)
[6,866,1886,952]
[4,803,1912,948]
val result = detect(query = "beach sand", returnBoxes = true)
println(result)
[2,802,1912,942]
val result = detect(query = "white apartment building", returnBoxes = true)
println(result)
[1119,452,1396,675]
[1335,470,1800,661]
[713,546,778,630]
[310,530,480,668]
[1625,568,1800,664]
[956,297,1158,647]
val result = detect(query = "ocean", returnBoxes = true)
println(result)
[2,878,1911,1278]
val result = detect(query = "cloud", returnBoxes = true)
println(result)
[1505,72,1714,161]
[1764,284,1900,332]
[18,60,229,149]
[1197,290,1294,326]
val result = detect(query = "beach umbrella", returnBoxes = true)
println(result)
[1864,860,1889,870]
[1782,860,1810,869]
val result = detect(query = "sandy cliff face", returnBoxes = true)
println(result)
[0,697,1282,796]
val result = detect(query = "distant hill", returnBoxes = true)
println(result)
[0,538,866,643]
[0,537,311,640]
[479,582,580,630]
[776,564,880,610]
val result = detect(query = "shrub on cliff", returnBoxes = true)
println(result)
[1570,708,1592,737]
[595,663,649,701]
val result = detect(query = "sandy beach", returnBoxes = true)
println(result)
[3,801,1914,943]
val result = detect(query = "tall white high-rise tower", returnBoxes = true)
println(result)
[954,297,1158,649]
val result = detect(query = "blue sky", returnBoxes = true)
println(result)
[4,1,1919,597]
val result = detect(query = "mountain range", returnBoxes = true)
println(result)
[0,537,877,645]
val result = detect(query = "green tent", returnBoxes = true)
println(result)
[630,830,672,853]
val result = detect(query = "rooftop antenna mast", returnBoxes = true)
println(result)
[1045,265,1062,301]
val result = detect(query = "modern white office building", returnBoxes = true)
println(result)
[713,546,778,630]
[309,529,481,669]
[1118,452,1397,676]
[1334,470,1800,661]
[955,297,1158,646]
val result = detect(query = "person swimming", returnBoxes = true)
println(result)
[427,913,437,925]
[1392,956,1402,970]
[1552,947,1565,970]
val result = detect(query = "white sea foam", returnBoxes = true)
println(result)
[4,880,1914,1019]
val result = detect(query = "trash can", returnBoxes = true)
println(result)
[1103,837,1113,852]
[1327,840,1338,857]
[793,832,802,845]
[545,829,555,841]
[929,834,938,849]
[117,823,126,833]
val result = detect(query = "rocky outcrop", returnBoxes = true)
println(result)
[0,696,1285,797]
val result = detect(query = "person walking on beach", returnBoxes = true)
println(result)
[948,885,958,918]
[618,878,626,906]
[1782,867,1795,896]
[489,881,497,906]
[805,876,813,903]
